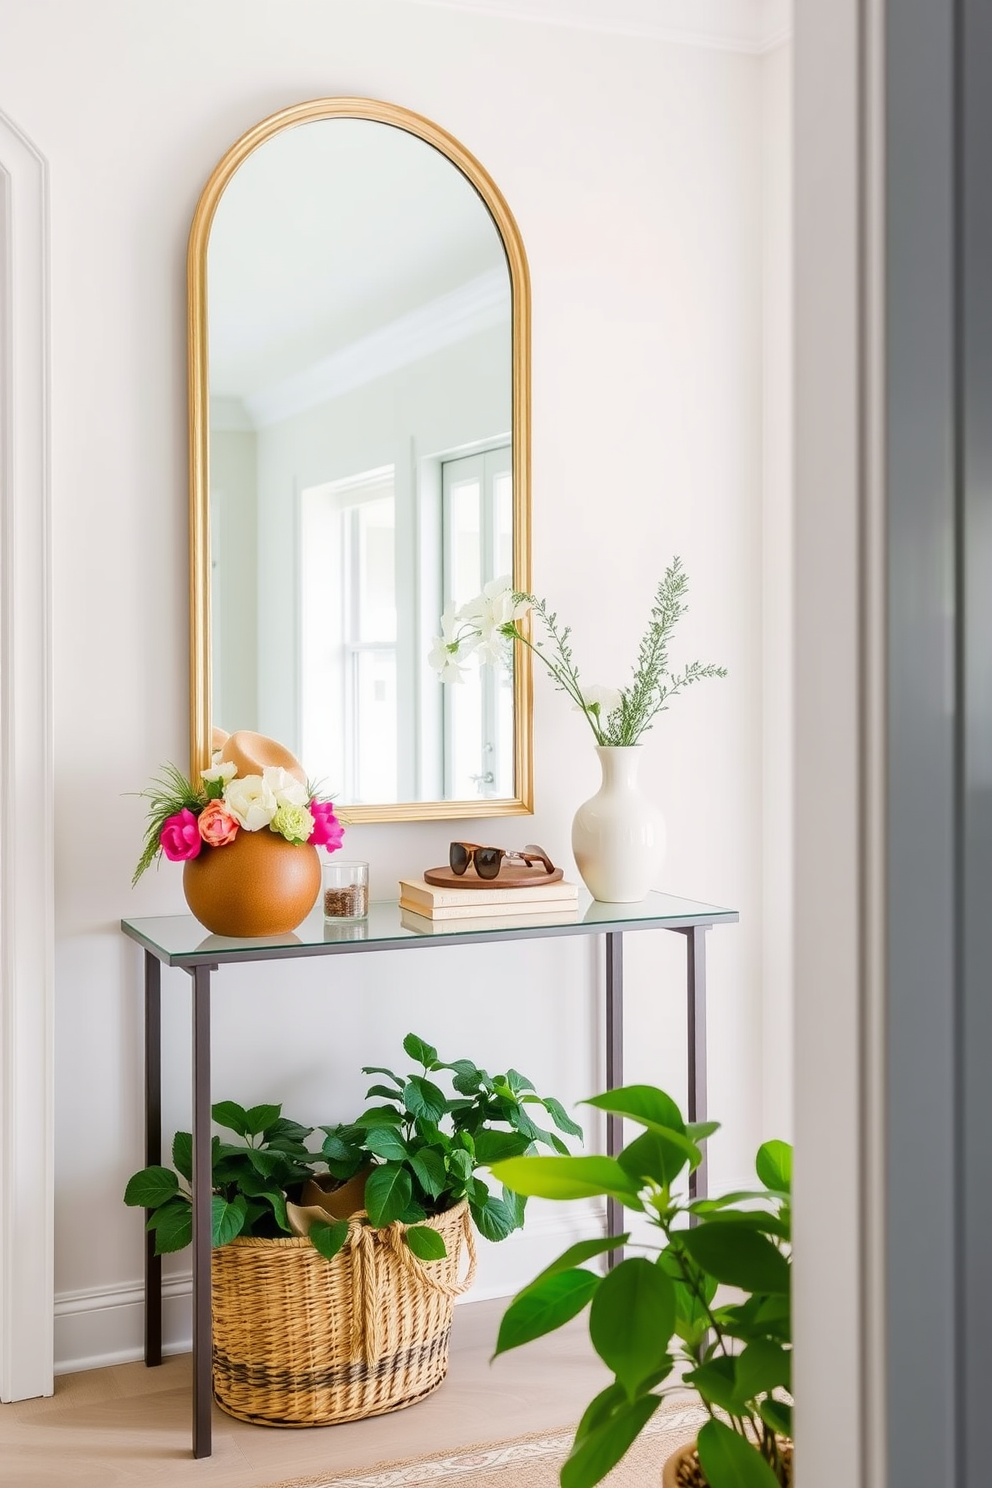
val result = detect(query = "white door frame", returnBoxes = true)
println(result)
[0,107,54,1402]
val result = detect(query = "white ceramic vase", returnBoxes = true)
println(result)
[571,745,666,903]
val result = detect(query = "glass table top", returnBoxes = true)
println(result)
[121,891,738,967]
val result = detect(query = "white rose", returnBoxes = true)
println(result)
[262,765,309,808]
[223,774,278,831]
[201,760,238,786]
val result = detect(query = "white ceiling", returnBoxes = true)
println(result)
[208,119,508,400]
[392,0,791,51]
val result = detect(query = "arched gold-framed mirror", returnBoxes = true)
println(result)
[188,97,532,822]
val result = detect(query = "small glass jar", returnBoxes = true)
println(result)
[321,859,369,922]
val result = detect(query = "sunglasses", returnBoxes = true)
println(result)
[449,841,555,880]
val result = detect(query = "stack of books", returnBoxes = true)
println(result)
[398,876,579,926]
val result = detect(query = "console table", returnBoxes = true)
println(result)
[121,890,738,1458]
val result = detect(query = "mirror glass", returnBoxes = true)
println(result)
[193,104,531,820]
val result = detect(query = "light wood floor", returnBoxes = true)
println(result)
[1,1301,612,1488]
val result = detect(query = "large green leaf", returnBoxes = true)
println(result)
[573,1382,629,1444]
[472,1129,532,1164]
[491,1155,642,1203]
[212,1194,247,1247]
[364,1126,409,1162]
[525,1234,628,1292]
[505,1067,536,1094]
[589,1258,675,1397]
[470,1194,517,1242]
[692,1209,789,1242]
[409,1147,447,1199]
[123,1166,180,1208]
[713,1293,790,1345]
[356,1105,405,1128]
[617,1129,699,1187]
[734,1339,791,1401]
[172,1132,193,1182]
[696,1419,782,1488]
[685,1357,742,1414]
[265,1116,313,1143]
[309,1218,350,1261]
[402,1033,439,1068]
[678,1225,790,1295]
[501,1185,526,1229]
[405,1225,447,1260]
[560,1394,662,1488]
[360,1065,404,1087]
[244,1103,281,1137]
[755,1140,792,1195]
[535,1095,583,1138]
[403,1077,449,1124]
[583,1086,686,1134]
[757,1398,793,1438]
[447,1148,473,1184]
[211,1100,250,1137]
[147,1198,192,1254]
[251,1187,290,1234]
[366,1083,405,1101]
[364,1163,412,1226]
[494,1269,601,1356]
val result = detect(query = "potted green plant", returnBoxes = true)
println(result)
[490,1085,792,1488]
[124,1033,581,1429]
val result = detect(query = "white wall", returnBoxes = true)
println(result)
[0,0,777,1373]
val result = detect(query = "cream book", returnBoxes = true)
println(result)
[400,905,579,935]
[398,876,579,910]
[399,894,578,922]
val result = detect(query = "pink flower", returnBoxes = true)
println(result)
[309,799,344,852]
[160,808,202,862]
[197,800,239,848]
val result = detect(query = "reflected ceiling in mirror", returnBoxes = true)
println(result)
[189,99,532,821]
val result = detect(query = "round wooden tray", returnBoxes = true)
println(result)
[423,864,564,890]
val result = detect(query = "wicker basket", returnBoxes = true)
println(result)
[211,1200,477,1427]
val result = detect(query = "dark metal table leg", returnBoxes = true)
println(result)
[191,965,213,1459]
[605,932,624,1267]
[685,925,709,1201]
[144,952,162,1367]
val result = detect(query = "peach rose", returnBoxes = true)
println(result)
[197,799,239,848]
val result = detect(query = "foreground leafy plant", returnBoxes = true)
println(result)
[491,1086,792,1488]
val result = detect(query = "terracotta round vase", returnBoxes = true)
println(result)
[183,829,321,937]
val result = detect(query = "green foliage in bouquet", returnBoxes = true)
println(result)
[491,1086,792,1488]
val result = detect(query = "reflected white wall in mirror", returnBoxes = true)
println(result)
[197,106,532,818]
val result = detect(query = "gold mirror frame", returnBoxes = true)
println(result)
[188,97,532,822]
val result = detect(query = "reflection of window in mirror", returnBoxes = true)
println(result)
[301,467,400,804]
[442,445,513,800]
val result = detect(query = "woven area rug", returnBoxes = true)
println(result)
[268,1403,709,1488]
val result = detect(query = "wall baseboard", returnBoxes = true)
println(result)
[54,1208,606,1376]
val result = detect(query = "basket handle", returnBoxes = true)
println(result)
[388,1204,478,1298]
[349,1205,478,1362]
